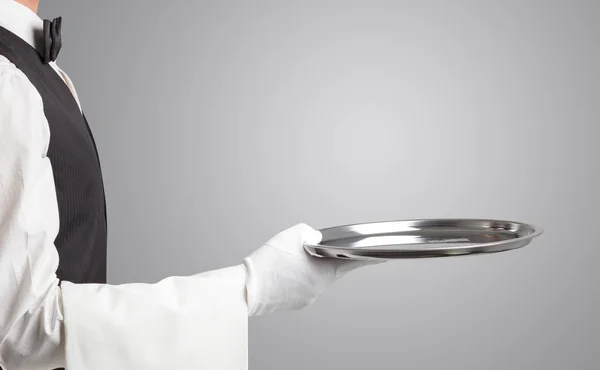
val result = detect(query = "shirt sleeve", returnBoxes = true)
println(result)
[0,56,66,370]
[0,56,248,370]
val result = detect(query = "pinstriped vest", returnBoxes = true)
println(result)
[0,25,107,285]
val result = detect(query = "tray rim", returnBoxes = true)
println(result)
[304,218,544,258]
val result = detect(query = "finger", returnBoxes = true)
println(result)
[265,223,322,256]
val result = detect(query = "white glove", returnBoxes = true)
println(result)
[244,223,382,316]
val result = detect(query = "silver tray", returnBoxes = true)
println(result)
[304,219,543,260]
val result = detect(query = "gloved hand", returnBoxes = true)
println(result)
[244,223,383,316]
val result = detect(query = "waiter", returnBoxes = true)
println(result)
[0,1,379,369]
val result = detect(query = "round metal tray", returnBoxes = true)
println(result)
[304,219,543,260]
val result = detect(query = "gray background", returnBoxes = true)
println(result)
[39,1,599,369]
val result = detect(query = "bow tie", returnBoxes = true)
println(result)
[42,17,62,64]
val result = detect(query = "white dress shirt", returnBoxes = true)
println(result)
[0,1,248,369]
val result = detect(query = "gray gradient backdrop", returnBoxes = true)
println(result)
[39,1,599,369]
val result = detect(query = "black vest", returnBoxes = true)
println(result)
[0,26,107,285]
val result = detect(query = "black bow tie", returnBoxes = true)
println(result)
[42,17,62,64]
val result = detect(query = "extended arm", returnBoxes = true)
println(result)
[0,57,247,370]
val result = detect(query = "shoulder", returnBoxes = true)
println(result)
[0,54,50,154]
[0,54,42,102]
[0,54,16,70]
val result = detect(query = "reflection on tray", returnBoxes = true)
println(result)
[323,232,517,249]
